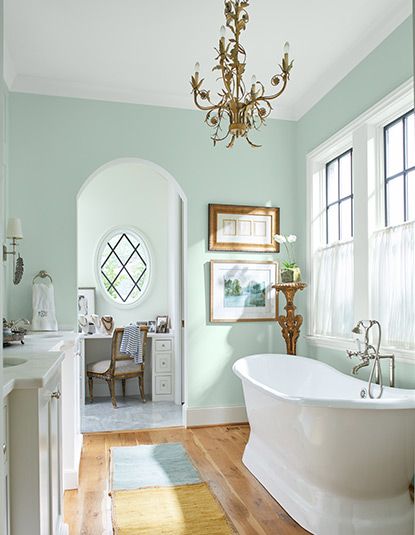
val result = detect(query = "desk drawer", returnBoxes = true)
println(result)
[155,353,172,373]
[155,339,172,352]
[155,376,172,395]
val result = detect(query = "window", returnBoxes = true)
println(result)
[308,81,415,356]
[98,229,151,305]
[325,149,353,243]
[384,110,415,226]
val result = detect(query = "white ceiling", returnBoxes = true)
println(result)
[4,0,412,120]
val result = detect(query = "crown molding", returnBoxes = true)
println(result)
[293,3,412,121]
[9,74,297,121]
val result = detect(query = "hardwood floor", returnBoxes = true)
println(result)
[64,425,309,535]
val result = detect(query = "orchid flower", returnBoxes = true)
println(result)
[274,233,298,269]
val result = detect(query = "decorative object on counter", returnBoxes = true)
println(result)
[209,204,280,252]
[272,282,307,355]
[191,0,293,148]
[101,315,114,335]
[91,314,102,333]
[2,318,28,346]
[156,315,169,333]
[274,233,301,283]
[77,287,95,319]
[3,217,25,285]
[211,260,278,322]
[78,315,89,334]
[147,320,156,333]
[32,270,58,331]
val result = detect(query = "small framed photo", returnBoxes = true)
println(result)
[210,260,278,322]
[156,315,169,333]
[77,287,95,319]
[209,204,280,252]
[147,320,156,333]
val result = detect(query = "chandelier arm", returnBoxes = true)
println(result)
[256,77,288,103]
[192,91,220,112]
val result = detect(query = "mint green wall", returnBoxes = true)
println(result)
[295,16,414,387]
[7,95,297,408]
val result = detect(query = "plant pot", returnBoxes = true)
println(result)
[281,269,294,283]
[281,267,301,283]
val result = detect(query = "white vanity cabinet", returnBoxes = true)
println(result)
[2,398,10,535]
[8,368,66,535]
[151,335,175,401]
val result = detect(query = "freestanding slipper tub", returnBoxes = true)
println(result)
[233,354,415,535]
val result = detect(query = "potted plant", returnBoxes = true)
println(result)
[274,234,301,283]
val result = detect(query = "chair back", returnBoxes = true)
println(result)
[110,325,148,373]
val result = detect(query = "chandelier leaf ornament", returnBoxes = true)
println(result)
[191,0,293,148]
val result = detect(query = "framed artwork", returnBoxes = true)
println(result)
[156,315,169,333]
[210,260,278,322]
[77,287,95,319]
[209,204,280,252]
[147,320,156,333]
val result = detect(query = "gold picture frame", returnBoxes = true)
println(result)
[209,203,280,252]
[210,260,278,323]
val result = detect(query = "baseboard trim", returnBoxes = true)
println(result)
[184,405,248,427]
[64,433,83,490]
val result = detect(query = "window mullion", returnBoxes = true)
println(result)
[352,125,369,321]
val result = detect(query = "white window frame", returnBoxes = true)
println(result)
[306,79,414,363]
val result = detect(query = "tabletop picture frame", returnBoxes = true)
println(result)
[209,203,280,252]
[210,260,278,323]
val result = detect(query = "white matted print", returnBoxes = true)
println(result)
[209,204,280,252]
[210,260,278,322]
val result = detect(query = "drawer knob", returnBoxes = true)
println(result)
[51,390,61,399]
[2,443,6,455]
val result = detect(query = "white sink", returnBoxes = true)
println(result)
[3,357,28,368]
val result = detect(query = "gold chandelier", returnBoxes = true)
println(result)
[191,0,293,148]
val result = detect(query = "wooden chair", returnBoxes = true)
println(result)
[86,325,148,408]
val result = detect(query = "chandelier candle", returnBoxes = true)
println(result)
[191,0,293,148]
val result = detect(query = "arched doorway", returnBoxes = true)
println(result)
[76,158,187,431]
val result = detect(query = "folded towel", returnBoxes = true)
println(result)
[120,324,142,364]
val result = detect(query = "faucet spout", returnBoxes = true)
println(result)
[352,360,369,375]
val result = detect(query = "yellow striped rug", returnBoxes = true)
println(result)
[112,482,236,534]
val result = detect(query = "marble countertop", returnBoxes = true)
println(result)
[3,331,76,397]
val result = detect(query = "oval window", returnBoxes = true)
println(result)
[98,229,151,305]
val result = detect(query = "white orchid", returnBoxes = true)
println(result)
[273,234,286,244]
[274,232,298,269]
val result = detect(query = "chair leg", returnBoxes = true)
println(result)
[122,379,126,398]
[107,379,117,408]
[88,376,94,403]
[138,374,146,403]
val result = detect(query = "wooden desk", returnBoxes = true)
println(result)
[78,332,175,404]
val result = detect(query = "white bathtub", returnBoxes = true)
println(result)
[233,354,415,535]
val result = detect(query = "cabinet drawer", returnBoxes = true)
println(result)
[155,353,172,374]
[155,376,172,395]
[155,339,172,352]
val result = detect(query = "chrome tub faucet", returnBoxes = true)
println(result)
[346,320,395,399]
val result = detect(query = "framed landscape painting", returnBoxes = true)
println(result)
[210,260,278,322]
[209,204,280,252]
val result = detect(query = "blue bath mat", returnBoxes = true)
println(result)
[110,443,201,491]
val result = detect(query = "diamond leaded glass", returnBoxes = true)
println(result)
[100,231,149,304]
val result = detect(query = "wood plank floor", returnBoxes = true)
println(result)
[64,425,309,535]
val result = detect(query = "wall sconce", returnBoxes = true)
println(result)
[3,217,24,285]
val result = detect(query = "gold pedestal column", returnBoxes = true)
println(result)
[273,282,307,355]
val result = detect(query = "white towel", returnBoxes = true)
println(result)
[31,282,58,331]
[120,324,142,364]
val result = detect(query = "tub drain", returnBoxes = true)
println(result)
[360,388,367,399]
